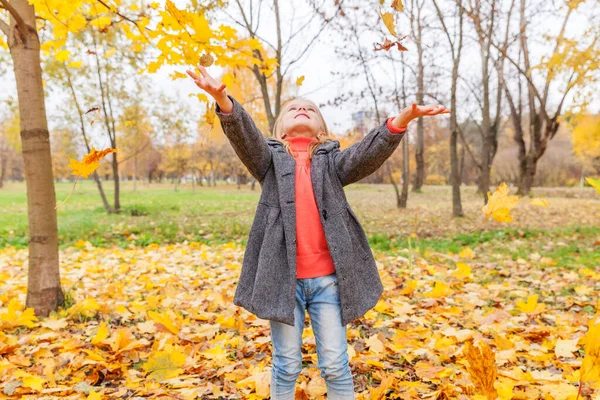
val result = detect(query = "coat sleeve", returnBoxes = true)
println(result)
[334,118,407,187]
[215,94,273,183]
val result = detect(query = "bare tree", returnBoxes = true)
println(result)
[221,0,343,133]
[496,0,598,195]
[433,0,465,216]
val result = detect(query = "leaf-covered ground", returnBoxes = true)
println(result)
[1,230,599,398]
[1,182,599,398]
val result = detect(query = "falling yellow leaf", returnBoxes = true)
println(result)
[125,120,137,127]
[529,198,549,206]
[204,102,216,127]
[585,177,600,194]
[392,0,405,11]
[69,147,116,178]
[481,182,520,222]
[380,11,397,37]
[296,75,305,86]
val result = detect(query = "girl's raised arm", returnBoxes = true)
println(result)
[187,66,272,184]
[334,103,449,187]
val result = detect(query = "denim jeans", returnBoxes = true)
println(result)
[269,272,355,399]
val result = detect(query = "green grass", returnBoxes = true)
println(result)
[1,181,599,270]
[1,180,261,249]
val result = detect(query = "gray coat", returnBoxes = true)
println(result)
[216,95,406,327]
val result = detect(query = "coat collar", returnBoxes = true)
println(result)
[266,137,340,154]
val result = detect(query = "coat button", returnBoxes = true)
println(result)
[343,277,346,281]
[293,238,297,244]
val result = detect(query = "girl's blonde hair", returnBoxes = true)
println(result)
[272,97,336,160]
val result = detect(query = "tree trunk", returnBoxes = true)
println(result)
[0,154,7,188]
[7,0,64,316]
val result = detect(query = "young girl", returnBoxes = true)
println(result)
[186,65,449,399]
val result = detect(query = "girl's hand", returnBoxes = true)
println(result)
[185,64,227,101]
[186,64,233,113]
[392,103,451,129]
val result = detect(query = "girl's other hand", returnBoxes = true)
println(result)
[392,103,451,129]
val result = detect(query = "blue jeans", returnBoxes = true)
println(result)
[269,272,355,399]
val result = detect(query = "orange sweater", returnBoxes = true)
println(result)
[285,136,336,279]
[284,118,406,279]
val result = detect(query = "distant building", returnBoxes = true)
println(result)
[351,110,378,135]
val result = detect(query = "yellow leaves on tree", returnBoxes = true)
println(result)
[463,340,498,400]
[147,0,275,80]
[482,182,520,223]
[571,115,600,167]
[142,344,187,381]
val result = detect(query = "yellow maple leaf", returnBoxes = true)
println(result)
[68,158,99,179]
[91,321,109,345]
[586,177,600,194]
[464,340,498,399]
[0,298,38,329]
[529,198,549,206]
[147,310,181,334]
[481,182,520,222]
[143,344,187,381]
[296,75,305,86]
[89,16,112,29]
[380,11,397,37]
[55,49,70,62]
[426,281,453,298]
[13,369,45,391]
[392,0,405,11]
[516,294,545,313]
[69,147,116,178]
[451,262,472,280]
[459,247,474,259]
[88,390,103,399]
[579,318,600,390]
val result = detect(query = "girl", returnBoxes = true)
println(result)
[186,65,449,399]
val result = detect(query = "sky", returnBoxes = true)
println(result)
[0,0,598,139]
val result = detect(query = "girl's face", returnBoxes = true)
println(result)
[281,99,323,139]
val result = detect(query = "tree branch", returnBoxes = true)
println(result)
[0,0,25,29]
[0,18,8,36]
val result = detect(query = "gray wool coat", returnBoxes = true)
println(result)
[215,94,406,327]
